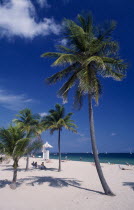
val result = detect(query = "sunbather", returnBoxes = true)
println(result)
[40,162,46,170]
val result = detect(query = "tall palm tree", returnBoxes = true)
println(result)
[42,104,77,171]
[41,14,127,195]
[13,108,43,170]
[0,125,29,188]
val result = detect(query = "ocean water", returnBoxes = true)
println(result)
[36,153,134,165]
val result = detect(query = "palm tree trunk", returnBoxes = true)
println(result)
[88,94,115,196]
[12,158,18,183]
[25,154,29,171]
[58,128,61,172]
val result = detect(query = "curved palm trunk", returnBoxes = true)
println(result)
[25,154,29,171]
[58,128,61,172]
[88,94,115,196]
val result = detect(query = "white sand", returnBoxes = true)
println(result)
[0,157,134,210]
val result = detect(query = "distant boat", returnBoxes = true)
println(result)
[105,152,108,154]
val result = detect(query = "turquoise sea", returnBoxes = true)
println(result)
[37,153,134,165]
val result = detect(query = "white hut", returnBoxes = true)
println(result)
[42,142,53,160]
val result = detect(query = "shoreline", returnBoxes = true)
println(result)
[34,156,134,165]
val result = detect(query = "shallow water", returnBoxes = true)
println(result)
[36,153,134,165]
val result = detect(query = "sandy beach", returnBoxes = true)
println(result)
[0,157,134,210]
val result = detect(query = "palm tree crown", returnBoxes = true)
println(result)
[41,14,127,107]
[0,125,29,158]
[13,108,41,137]
[42,104,77,133]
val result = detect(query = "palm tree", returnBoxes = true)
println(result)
[41,14,127,195]
[42,104,77,171]
[13,108,43,170]
[0,125,29,188]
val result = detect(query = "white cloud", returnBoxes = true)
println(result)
[0,0,60,39]
[0,89,33,111]
[37,0,50,8]
[59,38,68,46]
[77,132,85,137]
[111,132,117,136]
[39,112,47,117]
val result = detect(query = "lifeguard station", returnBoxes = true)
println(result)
[42,142,53,160]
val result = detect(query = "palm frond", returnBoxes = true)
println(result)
[58,72,78,100]
[77,13,93,35]
[52,54,78,66]
[13,138,29,158]
[84,56,106,70]
[73,87,84,110]
[97,20,117,41]
[64,19,88,51]
[56,45,76,54]
[41,52,63,58]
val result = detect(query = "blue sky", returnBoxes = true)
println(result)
[0,0,133,153]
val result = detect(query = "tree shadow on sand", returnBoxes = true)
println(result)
[2,166,57,172]
[22,176,104,195]
[2,167,35,172]
[0,179,22,188]
[123,182,134,191]
[46,167,58,171]
[0,180,11,188]
[0,167,104,195]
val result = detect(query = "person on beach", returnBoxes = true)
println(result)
[34,162,37,168]
[40,162,46,170]
[31,161,35,166]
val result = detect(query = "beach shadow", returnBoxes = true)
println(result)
[0,179,23,189]
[2,167,35,172]
[46,167,58,171]
[0,180,11,188]
[0,175,105,195]
[123,182,134,191]
[22,176,104,195]
[1,165,58,172]
[68,182,105,195]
